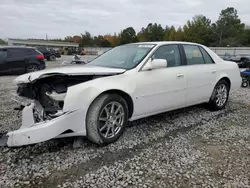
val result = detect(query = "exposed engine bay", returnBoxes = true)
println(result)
[15,74,107,122]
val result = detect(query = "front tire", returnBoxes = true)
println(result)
[50,55,56,61]
[208,80,229,111]
[86,93,128,145]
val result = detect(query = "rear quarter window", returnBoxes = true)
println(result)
[25,48,41,55]
[199,47,214,64]
[18,48,41,56]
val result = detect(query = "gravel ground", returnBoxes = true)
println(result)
[0,62,250,188]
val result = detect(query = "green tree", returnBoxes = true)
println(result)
[137,23,164,42]
[0,39,7,45]
[112,33,121,47]
[175,27,184,41]
[244,27,250,46]
[100,39,111,47]
[183,14,212,45]
[163,26,170,41]
[145,23,165,41]
[92,35,103,46]
[168,26,176,41]
[64,36,73,42]
[120,27,138,44]
[212,7,245,46]
[80,31,93,47]
[137,27,148,42]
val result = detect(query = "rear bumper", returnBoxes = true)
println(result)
[1,101,86,147]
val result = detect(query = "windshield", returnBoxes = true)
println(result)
[87,44,155,69]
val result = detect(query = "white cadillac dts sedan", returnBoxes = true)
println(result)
[0,41,242,147]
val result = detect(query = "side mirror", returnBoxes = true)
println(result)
[142,58,167,71]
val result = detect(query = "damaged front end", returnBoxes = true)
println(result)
[0,74,106,147]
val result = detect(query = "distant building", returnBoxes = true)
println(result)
[8,38,79,48]
[8,38,80,55]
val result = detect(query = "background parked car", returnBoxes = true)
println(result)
[236,54,250,68]
[49,48,61,58]
[219,53,250,68]
[0,46,45,75]
[219,52,235,61]
[36,46,60,61]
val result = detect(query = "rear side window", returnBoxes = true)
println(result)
[7,49,25,58]
[183,45,205,65]
[199,47,214,64]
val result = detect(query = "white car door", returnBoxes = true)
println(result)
[181,44,217,105]
[132,44,187,118]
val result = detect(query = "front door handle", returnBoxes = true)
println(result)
[177,73,184,78]
[212,70,216,74]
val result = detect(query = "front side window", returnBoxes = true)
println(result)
[152,44,181,67]
[0,50,7,60]
[183,45,205,65]
[87,44,155,69]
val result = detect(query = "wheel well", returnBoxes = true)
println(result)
[218,77,231,90]
[25,63,38,69]
[102,89,134,118]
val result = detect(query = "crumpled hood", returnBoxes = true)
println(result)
[14,65,126,84]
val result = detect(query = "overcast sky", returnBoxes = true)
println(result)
[0,0,250,40]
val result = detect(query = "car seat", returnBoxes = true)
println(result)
[164,52,176,67]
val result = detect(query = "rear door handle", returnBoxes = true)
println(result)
[212,70,216,74]
[177,73,184,78]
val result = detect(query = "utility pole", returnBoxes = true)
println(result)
[46,34,48,40]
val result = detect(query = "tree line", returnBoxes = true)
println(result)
[63,7,250,48]
[1,7,249,48]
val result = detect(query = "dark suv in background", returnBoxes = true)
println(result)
[0,46,46,75]
[36,46,61,61]
[219,53,250,68]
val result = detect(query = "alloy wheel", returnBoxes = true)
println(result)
[215,84,228,107]
[98,101,125,139]
[27,65,38,72]
[50,55,56,61]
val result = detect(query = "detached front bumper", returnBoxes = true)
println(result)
[0,97,86,147]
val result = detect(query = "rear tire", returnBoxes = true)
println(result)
[207,80,229,111]
[86,93,128,145]
[25,64,39,73]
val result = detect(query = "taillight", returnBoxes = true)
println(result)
[36,55,44,60]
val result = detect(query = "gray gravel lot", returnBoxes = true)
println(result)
[0,59,250,188]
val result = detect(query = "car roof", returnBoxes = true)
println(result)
[130,41,204,46]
